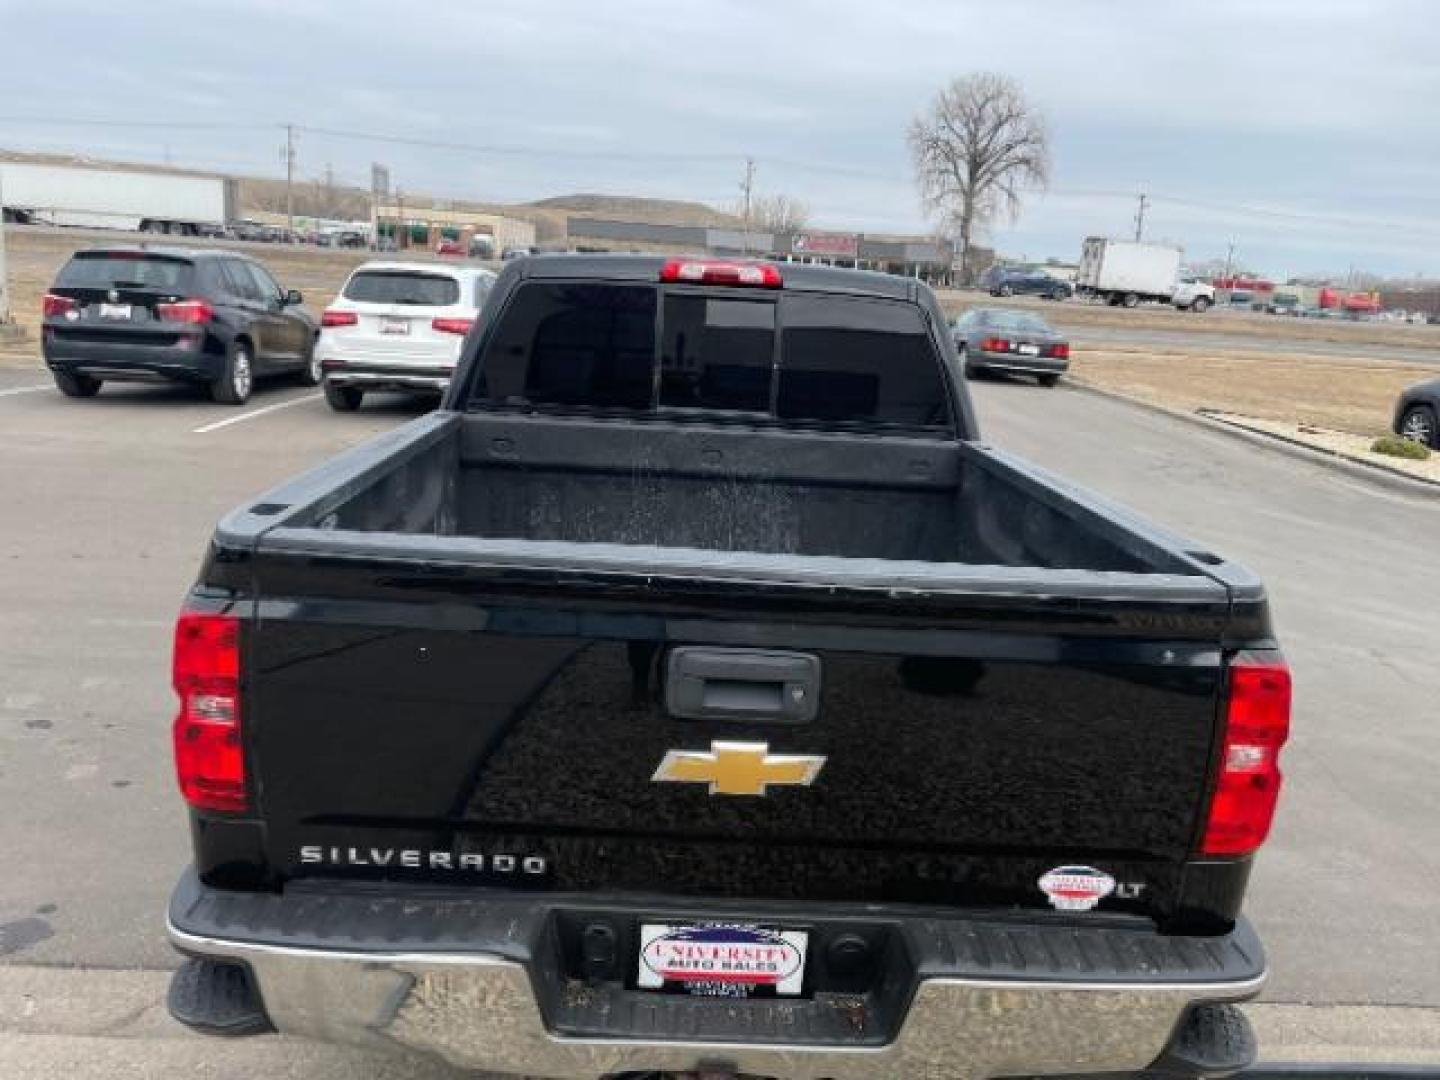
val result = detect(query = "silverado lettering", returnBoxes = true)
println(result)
[165,256,1289,1079]
[298,846,546,874]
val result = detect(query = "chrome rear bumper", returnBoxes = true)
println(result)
[167,872,1264,1079]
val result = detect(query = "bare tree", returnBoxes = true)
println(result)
[753,193,810,235]
[731,192,810,235]
[908,72,1050,283]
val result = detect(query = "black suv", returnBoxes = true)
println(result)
[987,267,1073,300]
[42,247,318,404]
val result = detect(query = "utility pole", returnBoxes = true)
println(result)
[1222,242,1235,287]
[282,123,297,236]
[323,162,335,220]
[1133,192,1149,242]
[739,157,755,254]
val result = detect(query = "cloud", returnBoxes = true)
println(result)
[3,0,1439,273]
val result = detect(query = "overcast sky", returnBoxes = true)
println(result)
[3,0,1439,276]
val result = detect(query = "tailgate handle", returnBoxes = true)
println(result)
[666,648,820,723]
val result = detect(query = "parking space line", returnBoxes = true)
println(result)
[192,393,320,434]
[0,384,52,398]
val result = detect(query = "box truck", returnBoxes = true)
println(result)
[1075,238,1182,308]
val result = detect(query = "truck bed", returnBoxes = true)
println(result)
[201,408,1268,929]
[277,411,1215,575]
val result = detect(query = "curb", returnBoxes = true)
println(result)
[1066,378,1440,499]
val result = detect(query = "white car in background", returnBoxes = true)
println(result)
[317,261,497,411]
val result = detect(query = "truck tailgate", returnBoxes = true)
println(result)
[240,537,1235,923]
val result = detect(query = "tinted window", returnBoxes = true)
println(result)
[57,254,191,291]
[219,259,261,301]
[473,276,494,307]
[243,261,284,302]
[345,270,460,306]
[476,283,656,410]
[777,296,949,429]
[660,296,774,412]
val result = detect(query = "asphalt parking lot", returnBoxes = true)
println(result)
[2,367,1439,1073]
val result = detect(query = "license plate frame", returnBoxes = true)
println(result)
[98,303,132,320]
[380,317,410,335]
[637,922,808,998]
[1018,343,1041,356]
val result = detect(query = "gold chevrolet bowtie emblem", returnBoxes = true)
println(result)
[651,741,825,796]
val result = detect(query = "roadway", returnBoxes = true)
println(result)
[1,367,1438,1073]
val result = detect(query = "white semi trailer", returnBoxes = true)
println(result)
[0,162,237,235]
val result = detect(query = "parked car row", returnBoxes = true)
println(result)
[40,245,497,408]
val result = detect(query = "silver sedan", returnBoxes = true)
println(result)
[952,307,1070,387]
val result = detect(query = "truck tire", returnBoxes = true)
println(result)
[996,283,1014,297]
[1121,293,1140,308]
[54,371,102,398]
[210,341,254,405]
[1106,293,1123,306]
[324,382,364,412]
[1049,286,1068,301]
[1191,296,1211,313]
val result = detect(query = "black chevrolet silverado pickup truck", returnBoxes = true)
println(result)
[165,256,1290,1079]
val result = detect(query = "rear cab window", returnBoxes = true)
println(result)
[344,271,461,307]
[468,281,952,433]
[56,252,193,293]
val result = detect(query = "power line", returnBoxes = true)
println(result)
[0,115,271,132]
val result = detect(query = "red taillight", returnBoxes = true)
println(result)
[1201,655,1291,856]
[172,611,247,813]
[157,299,215,324]
[43,293,77,318]
[1050,343,1071,359]
[431,316,475,335]
[321,309,358,328]
[980,337,1011,352]
[660,259,782,288]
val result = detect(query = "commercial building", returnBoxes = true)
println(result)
[566,218,954,281]
[374,202,536,252]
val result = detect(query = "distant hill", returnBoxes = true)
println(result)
[529,194,741,228]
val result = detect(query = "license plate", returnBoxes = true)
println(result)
[380,317,409,335]
[638,923,807,998]
[1018,343,1040,356]
[99,303,132,320]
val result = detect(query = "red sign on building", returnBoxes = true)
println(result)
[791,232,859,258]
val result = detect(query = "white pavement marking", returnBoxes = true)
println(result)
[0,384,50,398]
[192,394,319,434]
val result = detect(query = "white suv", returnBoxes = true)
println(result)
[317,261,497,411]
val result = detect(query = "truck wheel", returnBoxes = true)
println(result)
[1399,405,1438,448]
[1191,296,1211,313]
[53,371,102,398]
[210,342,254,405]
[324,382,364,412]
[1121,293,1140,308]
[1106,293,1122,306]
[1049,287,1069,301]
[997,283,1014,297]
